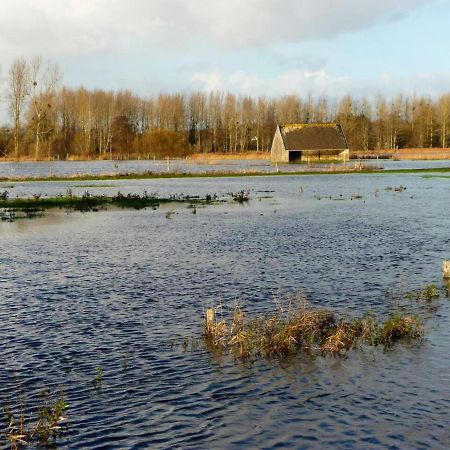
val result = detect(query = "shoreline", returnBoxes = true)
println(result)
[1,166,450,183]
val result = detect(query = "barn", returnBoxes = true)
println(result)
[270,123,349,163]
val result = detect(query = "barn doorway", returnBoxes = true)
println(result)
[289,151,302,163]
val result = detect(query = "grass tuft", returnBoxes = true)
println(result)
[2,390,67,449]
[230,190,250,203]
[404,284,440,302]
[203,302,424,360]
[380,314,423,344]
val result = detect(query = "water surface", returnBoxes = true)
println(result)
[1,170,449,449]
[1,158,450,179]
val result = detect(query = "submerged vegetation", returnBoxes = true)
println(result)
[230,190,250,203]
[202,297,428,360]
[2,390,67,449]
[404,284,440,302]
[0,190,232,221]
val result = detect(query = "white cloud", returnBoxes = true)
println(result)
[376,71,450,97]
[186,0,433,47]
[0,0,190,57]
[191,69,350,96]
[190,68,450,98]
[0,0,442,58]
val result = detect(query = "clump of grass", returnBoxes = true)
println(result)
[2,390,67,449]
[385,185,406,192]
[404,284,440,302]
[322,316,381,354]
[380,314,423,344]
[92,367,104,387]
[230,190,250,203]
[203,302,424,360]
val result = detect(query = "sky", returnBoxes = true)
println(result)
[0,0,449,101]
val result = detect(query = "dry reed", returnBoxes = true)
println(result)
[203,301,424,359]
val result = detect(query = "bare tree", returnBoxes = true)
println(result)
[438,94,449,148]
[29,56,61,159]
[7,58,29,159]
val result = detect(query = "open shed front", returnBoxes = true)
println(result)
[287,149,349,162]
[288,151,302,162]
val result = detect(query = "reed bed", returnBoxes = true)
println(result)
[203,302,424,359]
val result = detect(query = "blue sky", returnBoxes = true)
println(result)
[0,0,449,99]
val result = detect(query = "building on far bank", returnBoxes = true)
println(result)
[270,123,349,163]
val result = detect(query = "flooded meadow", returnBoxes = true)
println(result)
[1,161,450,449]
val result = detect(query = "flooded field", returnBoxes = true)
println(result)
[2,158,450,179]
[1,165,450,448]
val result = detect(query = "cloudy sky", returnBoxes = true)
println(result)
[0,0,449,98]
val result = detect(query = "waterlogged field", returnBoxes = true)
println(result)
[2,158,450,180]
[1,165,450,449]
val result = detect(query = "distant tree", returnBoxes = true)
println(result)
[28,57,61,159]
[111,115,133,156]
[7,58,29,159]
[0,128,11,158]
[141,129,189,158]
[438,94,449,148]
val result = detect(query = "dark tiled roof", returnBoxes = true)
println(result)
[280,123,348,151]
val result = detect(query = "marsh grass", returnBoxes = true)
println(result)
[203,301,424,360]
[404,284,440,302]
[0,190,222,221]
[230,190,250,203]
[2,390,67,449]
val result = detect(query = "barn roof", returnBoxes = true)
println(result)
[279,123,348,151]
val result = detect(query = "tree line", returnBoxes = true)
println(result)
[1,57,449,160]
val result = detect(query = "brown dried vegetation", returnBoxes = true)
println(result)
[203,301,424,359]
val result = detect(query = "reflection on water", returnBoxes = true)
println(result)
[1,173,450,449]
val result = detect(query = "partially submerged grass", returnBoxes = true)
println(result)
[230,190,250,203]
[404,284,440,302]
[0,190,225,221]
[92,367,104,387]
[1,208,44,222]
[2,390,67,449]
[203,301,424,359]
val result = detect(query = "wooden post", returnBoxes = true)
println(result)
[205,308,215,334]
[443,261,450,279]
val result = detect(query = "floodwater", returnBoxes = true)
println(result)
[1,157,450,179]
[1,162,450,449]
